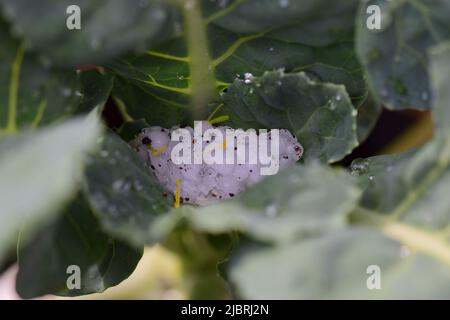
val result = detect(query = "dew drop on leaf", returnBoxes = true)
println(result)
[89,37,101,51]
[279,0,289,8]
[113,179,131,192]
[400,245,411,258]
[100,150,109,157]
[264,204,278,217]
[61,88,72,97]
[350,158,370,176]
[133,179,144,191]
[244,72,254,84]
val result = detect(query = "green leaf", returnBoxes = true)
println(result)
[350,43,450,224]
[189,163,360,243]
[229,227,450,299]
[227,44,450,299]
[214,70,358,162]
[0,19,81,133]
[111,76,192,128]
[108,0,379,140]
[83,131,178,246]
[356,0,450,110]
[0,114,102,260]
[0,0,180,67]
[355,94,382,142]
[76,70,114,114]
[16,196,143,298]
[117,119,151,142]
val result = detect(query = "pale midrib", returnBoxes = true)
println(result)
[353,208,450,267]
[31,100,47,128]
[182,0,217,119]
[6,46,25,132]
[204,0,246,24]
[390,140,450,221]
[212,31,267,68]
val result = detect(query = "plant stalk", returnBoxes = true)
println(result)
[182,0,217,119]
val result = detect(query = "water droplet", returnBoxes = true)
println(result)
[249,88,254,94]
[113,179,131,192]
[368,175,374,181]
[265,204,278,217]
[75,90,84,98]
[184,0,195,9]
[350,158,370,176]
[61,88,72,97]
[289,175,300,184]
[174,22,182,35]
[89,37,101,51]
[133,179,144,191]
[269,47,274,52]
[351,109,358,117]
[244,72,253,84]
[276,80,282,86]
[279,0,289,8]
[335,95,342,101]
[400,245,411,258]
[328,101,336,110]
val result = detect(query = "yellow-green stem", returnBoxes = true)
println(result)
[182,0,217,119]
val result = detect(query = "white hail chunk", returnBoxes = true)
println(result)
[131,122,303,205]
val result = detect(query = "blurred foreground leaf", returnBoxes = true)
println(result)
[356,0,450,110]
[227,44,450,299]
[0,114,102,261]
[0,0,180,67]
[83,131,179,246]
[16,196,142,298]
[0,19,81,133]
[189,163,360,243]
